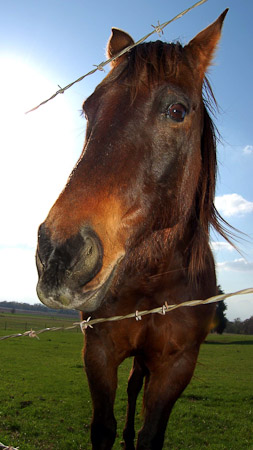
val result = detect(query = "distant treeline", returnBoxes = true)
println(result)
[225,316,253,335]
[0,301,79,316]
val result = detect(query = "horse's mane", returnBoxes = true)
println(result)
[106,41,235,280]
[189,96,234,277]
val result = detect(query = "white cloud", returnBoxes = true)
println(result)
[243,145,253,155]
[215,194,253,217]
[211,241,234,252]
[217,258,253,273]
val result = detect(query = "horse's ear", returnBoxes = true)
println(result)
[107,28,134,67]
[186,9,228,77]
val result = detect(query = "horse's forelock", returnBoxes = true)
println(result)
[105,41,185,99]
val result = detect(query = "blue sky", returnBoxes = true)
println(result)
[0,0,252,320]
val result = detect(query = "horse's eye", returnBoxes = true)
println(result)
[167,103,187,122]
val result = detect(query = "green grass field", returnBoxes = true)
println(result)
[0,313,252,449]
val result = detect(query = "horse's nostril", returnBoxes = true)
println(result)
[77,227,104,285]
[36,250,43,277]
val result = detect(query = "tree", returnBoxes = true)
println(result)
[243,317,253,335]
[212,285,227,334]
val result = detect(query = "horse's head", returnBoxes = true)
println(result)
[36,11,228,311]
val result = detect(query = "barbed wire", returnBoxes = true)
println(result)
[25,0,207,114]
[0,443,19,450]
[0,288,252,341]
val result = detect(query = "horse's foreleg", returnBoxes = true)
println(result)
[84,339,118,450]
[123,357,147,450]
[136,347,199,450]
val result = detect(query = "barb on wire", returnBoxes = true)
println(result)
[0,288,252,341]
[79,316,93,333]
[135,310,142,321]
[25,0,207,114]
[151,21,164,37]
[93,64,106,72]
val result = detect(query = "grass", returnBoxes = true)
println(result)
[0,313,252,449]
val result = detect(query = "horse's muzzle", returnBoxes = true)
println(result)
[36,223,110,311]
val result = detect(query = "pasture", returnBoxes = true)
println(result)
[0,313,252,450]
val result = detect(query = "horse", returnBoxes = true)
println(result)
[36,10,230,449]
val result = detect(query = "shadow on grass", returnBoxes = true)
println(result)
[205,340,253,345]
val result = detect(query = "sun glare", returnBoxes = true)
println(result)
[0,56,80,249]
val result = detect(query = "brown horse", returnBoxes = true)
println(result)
[36,10,230,449]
